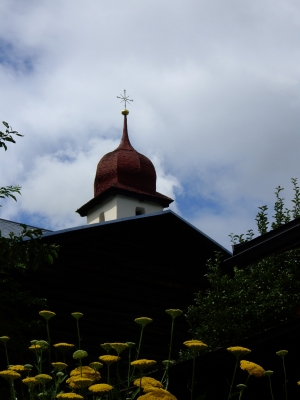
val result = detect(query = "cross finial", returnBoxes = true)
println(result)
[117,89,133,110]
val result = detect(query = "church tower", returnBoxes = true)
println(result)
[76,103,173,224]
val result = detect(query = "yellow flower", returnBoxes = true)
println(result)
[52,362,68,371]
[71,377,93,388]
[227,347,251,358]
[99,355,120,366]
[89,362,103,371]
[0,336,10,343]
[22,377,39,387]
[110,343,129,355]
[56,394,84,399]
[71,312,83,319]
[183,340,208,353]
[73,350,88,359]
[134,317,153,327]
[139,388,177,400]
[89,383,113,393]
[39,310,56,320]
[35,374,53,384]
[70,366,98,377]
[0,370,21,381]
[29,344,41,352]
[131,359,156,372]
[133,377,163,389]
[53,343,75,352]
[101,343,112,352]
[276,350,288,358]
[9,365,25,372]
[165,309,183,319]
[24,364,33,371]
[240,360,265,377]
[67,366,101,388]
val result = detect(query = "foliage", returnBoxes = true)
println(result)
[0,121,59,345]
[0,121,23,206]
[185,179,300,351]
[0,121,23,151]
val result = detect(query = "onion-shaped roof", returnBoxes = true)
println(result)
[94,115,160,198]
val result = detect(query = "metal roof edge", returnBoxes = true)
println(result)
[40,210,232,255]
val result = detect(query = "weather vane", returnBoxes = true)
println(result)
[117,90,133,110]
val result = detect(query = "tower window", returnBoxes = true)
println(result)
[99,212,105,222]
[136,207,145,216]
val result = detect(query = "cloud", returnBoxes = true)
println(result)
[1,0,300,250]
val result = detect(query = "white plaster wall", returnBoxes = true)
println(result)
[87,195,117,224]
[116,195,163,219]
[86,194,163,224]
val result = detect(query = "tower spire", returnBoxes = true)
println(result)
[117,89,134,149]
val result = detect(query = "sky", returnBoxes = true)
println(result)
[0,0,300,251]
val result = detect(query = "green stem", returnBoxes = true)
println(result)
[268,376,275,400]
[46,320,51,373]
[136,326,144,360]
[130,326,145,382]
[139,373,142,398]
[228,357,239,400]
[191,356,196,400]
[77,319,81,350]
[10,380,16,400]
[238,389,244,400]
[165,317,175,389]
[107,365,110,385]
[124,347,132,400]
[4,343,10,368]
[283,358,288,400]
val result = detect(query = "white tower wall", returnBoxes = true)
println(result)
[87,194,164,225]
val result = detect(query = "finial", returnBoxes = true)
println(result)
[117,89,133,115]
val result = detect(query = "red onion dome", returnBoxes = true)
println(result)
[94,114,157,197]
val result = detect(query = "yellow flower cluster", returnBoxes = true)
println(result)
[227,347,251,358]
[67,366,100,389]
[9,365,25,372]
[52,362,68,371]
[134,377,163,389]
[0,370,21,381]
[29,344,41,352]
[35,374,53,384]
[22,377,39,387]
[131,359,156,372]
[110,342,129,354]
[71,377,93,388]
[89,383,113,393]
[39,310,56,320]
[71,312,83,320]
[53,343,74,351]
[99,355,120,365]
[165,309,183,319]
[56,394,84,399]
[276,350,288,358]
[89,362,103,371]
[139,387,177,400]
[240,360,265,377]
[183,340,208,352]
[134,317,153,327]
